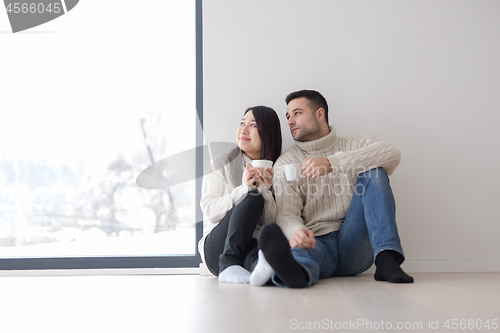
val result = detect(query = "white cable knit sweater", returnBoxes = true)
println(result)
[198,151,276,264]
[274,127,401,240]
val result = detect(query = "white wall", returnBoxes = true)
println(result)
[203,0,500,272]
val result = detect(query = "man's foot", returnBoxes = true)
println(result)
[258,223,308,288]
[250,250,274,286]
[218,265,251,284]
[374,250,414,283]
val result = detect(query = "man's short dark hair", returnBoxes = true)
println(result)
[285,90,329,125]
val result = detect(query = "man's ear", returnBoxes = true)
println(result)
[316,108,326,123]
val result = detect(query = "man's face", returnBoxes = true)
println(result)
[286,97,321,142]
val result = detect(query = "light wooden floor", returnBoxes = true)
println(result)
[1,272,499,332]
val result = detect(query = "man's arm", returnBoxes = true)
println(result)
[256,169,277,224]
[274,163,316,249]
[329,136,401,175]
[302,136,401,178]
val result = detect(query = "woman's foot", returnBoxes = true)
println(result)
[218,265,251,284]
[250,250,274,286]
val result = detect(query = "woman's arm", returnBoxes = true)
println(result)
[200,159,250,225]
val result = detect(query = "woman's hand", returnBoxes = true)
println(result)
[243,165,258,187]
[243,165,274,187]
[255,167,274,187]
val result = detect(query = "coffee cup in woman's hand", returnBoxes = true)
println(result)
[246,160,273,169]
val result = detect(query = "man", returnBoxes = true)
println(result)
[250,89,413,288]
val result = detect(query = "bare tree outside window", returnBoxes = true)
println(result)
[0,1,197,259]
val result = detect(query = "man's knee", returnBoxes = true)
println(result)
[357,167,389,184]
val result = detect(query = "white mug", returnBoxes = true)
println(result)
[283,164,304,182]
[246,160,273,169]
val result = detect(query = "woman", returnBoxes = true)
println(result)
[199,106,282,283]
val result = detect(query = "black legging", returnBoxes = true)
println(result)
[203,190,264,276]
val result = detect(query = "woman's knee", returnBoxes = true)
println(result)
[242,190,264,209]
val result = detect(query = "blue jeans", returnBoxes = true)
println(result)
[272,168,404,287]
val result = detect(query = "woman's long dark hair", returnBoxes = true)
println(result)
[244,106,282,163]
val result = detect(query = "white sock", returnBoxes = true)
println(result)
[218,265,251,284]
[250,250,274,286]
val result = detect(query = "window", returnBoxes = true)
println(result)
[0,1,203,269]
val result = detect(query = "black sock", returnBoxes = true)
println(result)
[374,250,414,283]
[258,223,308,288]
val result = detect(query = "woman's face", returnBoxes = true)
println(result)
[236,110,261,160]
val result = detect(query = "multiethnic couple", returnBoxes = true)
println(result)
[199,89,413,288]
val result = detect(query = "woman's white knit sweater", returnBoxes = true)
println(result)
[273,127,401,240]
[198,151,276,264]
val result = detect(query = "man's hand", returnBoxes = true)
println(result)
[290,229,316,249]
[302,157,333,179]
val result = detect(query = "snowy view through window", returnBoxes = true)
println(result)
[0,1,197,258]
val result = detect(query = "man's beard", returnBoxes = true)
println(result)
[293,122,320,142]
